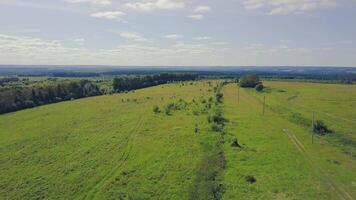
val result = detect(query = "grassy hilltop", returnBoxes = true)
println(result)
[0,80,355,199]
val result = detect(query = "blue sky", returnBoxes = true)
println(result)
[0,0,355,66]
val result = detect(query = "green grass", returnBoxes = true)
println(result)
[1,80,355,199]
[222,82,355,199]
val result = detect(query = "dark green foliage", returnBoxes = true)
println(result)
[255,83,264,92]
[153,106,160,114]
[0,77,19,85]
[164,99,188,115]
[0,80,102,114]
[239,74,261,88]
[216,93,223,103]
[195,124,199,133]
[231,138,241,148]
[189,141,226,200]
[245,175,256,184]
[211,123,223,132]
[313,120,332,135]
[210,113,228,126]
[113,73,197,92]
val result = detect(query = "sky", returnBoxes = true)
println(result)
[0,0,356,67]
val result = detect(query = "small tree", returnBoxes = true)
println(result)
[255,83,264,92]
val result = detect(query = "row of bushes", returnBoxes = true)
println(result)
[153,99,189,115]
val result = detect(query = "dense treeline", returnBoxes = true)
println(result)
[113,73,198,92]
[0,80,101,114]
[0,73,198,114]
[0,77,19,85]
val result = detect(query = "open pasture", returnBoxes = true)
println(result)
[0,80,355,200]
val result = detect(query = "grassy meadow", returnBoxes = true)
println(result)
[0,80,355,199]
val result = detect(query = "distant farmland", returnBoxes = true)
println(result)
[0,80,355,200]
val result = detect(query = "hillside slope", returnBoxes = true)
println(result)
[1,81,355,200]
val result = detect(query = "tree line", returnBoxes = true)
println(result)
[0,80,101,114]
[0,73,198,114]
[113,73,198,92]
[0,77,20,85]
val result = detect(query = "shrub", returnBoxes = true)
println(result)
[216,93,224,103]
[313,120,332,135]
[165,103,174,115]
[245,175,256,184]
[231,138,241,148]
[255,83,264,92]
[211,123,223,132]
[210,111,228,126]
[153,106,160,114]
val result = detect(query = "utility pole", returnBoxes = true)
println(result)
[262,95,265,115]
[312,112,315,144]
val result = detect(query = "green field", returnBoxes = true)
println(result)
[1,80,355,199]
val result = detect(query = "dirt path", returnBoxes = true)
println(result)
[83,116,145,200]
[283,129,354,200]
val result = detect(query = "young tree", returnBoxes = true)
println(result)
[255,83,264,92]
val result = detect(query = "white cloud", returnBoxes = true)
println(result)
[1,34,355,66]
[90,11,126,21]
[0,34,92,64]
[112,31,150,42]
[193,5,211,13]
[164,34,184,39]
[193,36,211,40]
[65,0,112,5]
[172,43,216,54]
[243,0,338,15]
[73,38,85,45]
[188,14,203,20]
[0,34,229,65]
[73,38,85,42]
[125,0,186,11]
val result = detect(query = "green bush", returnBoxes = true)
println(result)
[245,175,256,184]
[153,106,160,114]
[255,83,264,92]
[313,120,332,135]
[216,93,224,103]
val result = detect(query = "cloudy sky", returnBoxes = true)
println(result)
[0,0,355,66]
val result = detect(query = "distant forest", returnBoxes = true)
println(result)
[113,73,197,92]
[0,66,355,82]
[1,66,356,114]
